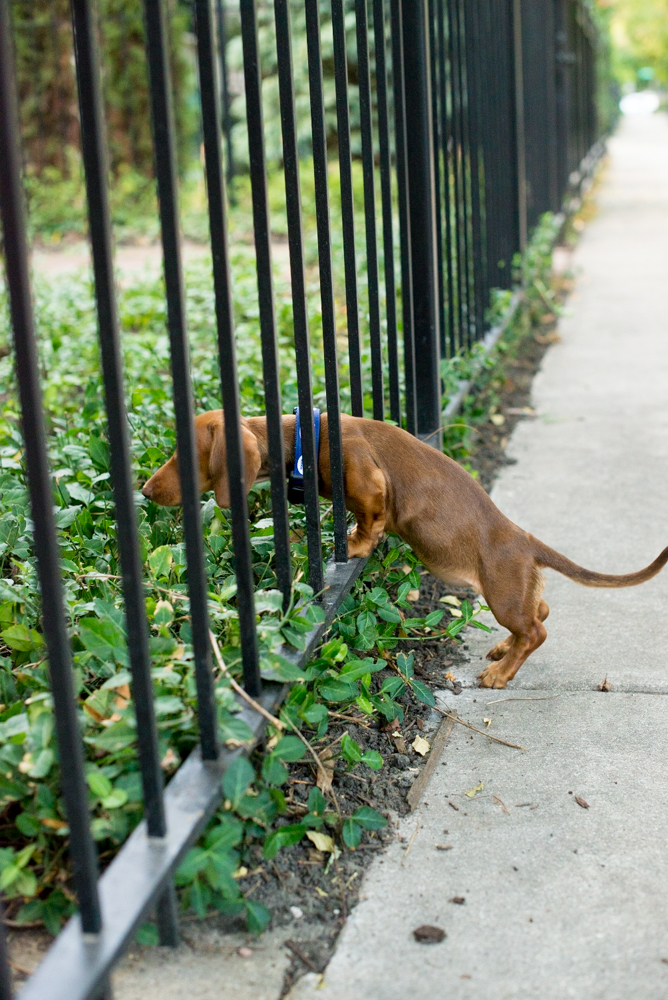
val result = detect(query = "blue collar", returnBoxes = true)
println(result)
[287,406,320,504]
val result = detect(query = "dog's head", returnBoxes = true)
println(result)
[142,410,262,508]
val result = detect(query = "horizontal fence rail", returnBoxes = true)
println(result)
[0,0,602,996]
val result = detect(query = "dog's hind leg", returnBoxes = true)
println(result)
[478,566,548,689]
[485,598,549,661]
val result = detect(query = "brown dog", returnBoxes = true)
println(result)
[142,411,668,688]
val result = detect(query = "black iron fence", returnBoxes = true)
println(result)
[0,1,601,996]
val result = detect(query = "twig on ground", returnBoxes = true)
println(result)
[279,710,342,818]
[433,705,527,750]
[8,959,33,976]
[284,939,317,971]
[209,630,284,731]
[327,711,373,729]
[485,694,561,706]
[401,822,420,866]
[271,861,286,888]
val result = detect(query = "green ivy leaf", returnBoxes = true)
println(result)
[222,757,255,809]
[352,806,388,830]
[1,625,43,652]
[410,679,436,707]
[342,818,361,848]
[377,605,402,624]
[245,899,271,935]
[356,610,376,633]
[360,750,383,770]
[262,754,289,787]
[307,787,327,816]
[396,652,414,678]
[272,735,306,762]
[148,545,173,580]
[281,626,306,651]
[341,733,363,764]
[263,823,307,860]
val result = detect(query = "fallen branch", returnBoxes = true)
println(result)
[209,631,284,731]
[433,705,527,750]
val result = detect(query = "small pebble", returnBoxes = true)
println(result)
[238,947,253,958]
[290,906,304,920]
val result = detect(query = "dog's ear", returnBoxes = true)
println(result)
[209,420,262,508]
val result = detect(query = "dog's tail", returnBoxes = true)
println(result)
[532,538,668,588]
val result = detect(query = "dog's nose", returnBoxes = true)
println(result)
[141,482,152,499]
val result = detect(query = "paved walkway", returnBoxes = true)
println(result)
[291,112,668,999]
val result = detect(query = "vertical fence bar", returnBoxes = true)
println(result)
[70,0,180,946]
[237,0,292,606]
[70,0,166,844]
[512,0,527,252]
[142,0,227,721]
[331,0,364,418]
[304,0,349,564]
[0,902,11,1000]
[273,0,325,589]
[389,0,417,435]
[194,0,263,690]
[464,0,485,340]
[215,0,235,196]
[453,0,473,345]
[428,0,446,360]
[373,0,400,424]
[446,0,465,344]
[355,0,384,422]
[0,0,103,933]
[437,0,457,355]
[401,0,441,445]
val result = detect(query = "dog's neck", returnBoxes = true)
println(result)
[246,414,297,476]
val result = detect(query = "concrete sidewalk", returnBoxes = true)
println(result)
[291,112,668,999]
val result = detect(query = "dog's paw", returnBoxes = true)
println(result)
[478,665,509,689]
[347,532,373,559]
[486,644,506,661]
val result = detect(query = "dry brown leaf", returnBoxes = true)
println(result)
[316,748,335,795]
[306,831,335,854]
[575,796,590,809]
[598,677,611,692]
[41,817,67,830]
[413,925,446,944]
[449,896,466,905]
[439,595,461,607]
[412,735,431,756]
[82,702,105,723]
[382,718,401,733]
[406,589,421,602]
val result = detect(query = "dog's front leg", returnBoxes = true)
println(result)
[346,464,387,559]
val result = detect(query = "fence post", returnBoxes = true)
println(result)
[512,0,528,252]
[401,0,441,448]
